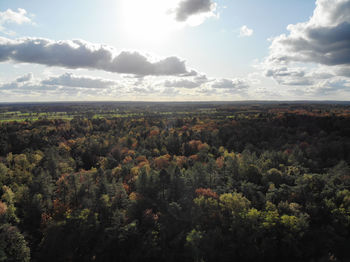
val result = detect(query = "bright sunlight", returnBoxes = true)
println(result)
[120,0,181,44]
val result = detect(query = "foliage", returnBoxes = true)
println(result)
[0,102,350,261]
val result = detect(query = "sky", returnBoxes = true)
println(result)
[0,0,349,102]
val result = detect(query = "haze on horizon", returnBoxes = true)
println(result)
[0,0,349,102]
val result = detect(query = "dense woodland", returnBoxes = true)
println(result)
[1,102,350,261]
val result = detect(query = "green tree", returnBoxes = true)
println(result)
[0,224,30,262]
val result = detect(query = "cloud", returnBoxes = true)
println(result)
[0,81,21,90]
[239,25,253,37]
[161,86,180,96]
[188,78,251,98]
[0,73,123,92]
[16,73,33,82]
[41,73,119,89]
[0,37,194,76]
[264,0,350,93]
[265,66,338,86]
[163,74,209,88]
[163,76,251,96]
[211,78,249,90]
[0,72,131,102]
[130,86,155,94]
[174,0,217,24]
[286,77,350,97]
[124,74,251,99]
[0,72,257,101]
[164,79,200,88]
[267,0,350,66]
[0,78,47,91]
[0,8,32,34]
[265,67,314,86]
[315,78,350,95]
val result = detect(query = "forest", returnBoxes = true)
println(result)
[1,102,350,262]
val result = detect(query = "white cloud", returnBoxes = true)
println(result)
[0,37,195,76]
[0,8,32,34]
[239,25,253,37]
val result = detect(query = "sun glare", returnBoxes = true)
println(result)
[120,0,181,44]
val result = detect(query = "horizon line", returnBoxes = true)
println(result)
[0,100,350,104]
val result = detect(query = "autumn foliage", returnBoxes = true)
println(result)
[195,188,219,199]
[0,103,350,261]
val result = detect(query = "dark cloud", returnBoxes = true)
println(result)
[0,37,193,76]
[268,0,350,67]
[335,66,350,77]
[175,0,216,22]
[265,0,350,90]
[269,22,350,66]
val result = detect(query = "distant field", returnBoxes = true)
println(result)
[0,110,145,122]
[1,101,350,123]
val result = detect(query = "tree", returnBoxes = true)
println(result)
[1,186,19,224]
[186,229,203,262]
[0,224,30,262]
